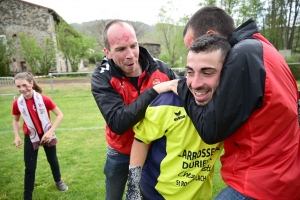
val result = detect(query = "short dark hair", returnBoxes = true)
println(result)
[103,20,135,50]
[189,34,231,63]
[183,6,235,39]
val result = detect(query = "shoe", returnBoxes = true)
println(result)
[56,181,68,191]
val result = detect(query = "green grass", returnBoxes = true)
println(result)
[0,79,226,200]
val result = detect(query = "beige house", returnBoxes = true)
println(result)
[0,0,83,74]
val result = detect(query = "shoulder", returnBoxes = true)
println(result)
[92,62,112,82]
[12,98,18,107]
[153,58,170,69]
[150,92,182,107]
[41,94,51,100]
[151,58,176,79]
[232,37,262,55]
[41,94,56,106]
[226,38,263,66]
[93,62,110,75]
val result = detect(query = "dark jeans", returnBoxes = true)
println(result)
[104,146,130,200]
[215,186,255,200]
[24,135,61,200]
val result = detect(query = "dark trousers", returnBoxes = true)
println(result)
[104,146,130,200]
[24,135,61,200]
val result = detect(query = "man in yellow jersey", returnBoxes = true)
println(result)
[125,34,231,200]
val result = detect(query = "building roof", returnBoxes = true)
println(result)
[0,0,62,23]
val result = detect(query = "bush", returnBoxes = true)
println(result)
[286,54,300,80]
[88,52,104,64]
[0,62,10,76]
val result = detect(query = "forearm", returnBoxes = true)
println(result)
[47,107,63,134]
[153,79,179,95]
[130,139,149,167]
[126,139,146,200]
[99,89,159,134]
[48,114,63,133]
[12,119,20,138]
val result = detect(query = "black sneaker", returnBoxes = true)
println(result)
[56,181,68,191]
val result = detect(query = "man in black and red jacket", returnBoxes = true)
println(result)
[91,19,178,200]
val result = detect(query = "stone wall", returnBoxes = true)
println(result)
[0,0,83,73]
[139,43,161,58]
[0,0,53,46]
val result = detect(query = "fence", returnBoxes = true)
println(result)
[0,77,16,99]
[48,69,187,96]
[49,72,93,96]
[4,62,300,98]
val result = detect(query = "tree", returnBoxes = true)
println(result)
[198,0,217,6]
[80,20,107,50]
[0,37,16,76]
[237,0,264,27]
[79,19,151,51]
[263,0,300,51]
[219,0,241,16]
[56,20,95,72]
[285,0,300,50]
[18,32,43,74]
[155,1,188,67]
[40,38,56,75]
[18,33,56,75]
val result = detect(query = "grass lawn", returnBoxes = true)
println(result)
[0,78,226,199]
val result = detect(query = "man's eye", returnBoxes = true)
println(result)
[186,71,194,75]
[204,72,211,75]
[203,71,214,76]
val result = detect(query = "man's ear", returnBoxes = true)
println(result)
[206,30,216,34]
[103,48,111,58]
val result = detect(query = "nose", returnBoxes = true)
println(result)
[190,73,204,89]
[18,87,26,92]
[19,85,30,92]
[125,48,134,59]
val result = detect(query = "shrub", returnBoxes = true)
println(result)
[88,52,104,64]
[286,54,300,80]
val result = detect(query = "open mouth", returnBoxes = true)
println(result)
[193,90,210,102]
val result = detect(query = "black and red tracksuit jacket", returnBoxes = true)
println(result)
[91,46,178,154]
[178,19,300,199]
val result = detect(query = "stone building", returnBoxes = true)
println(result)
[0,0,83,74]
[139,38,161,58]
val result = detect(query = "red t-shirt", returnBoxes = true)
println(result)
[12,94,56,135]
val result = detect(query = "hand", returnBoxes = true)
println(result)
[125,166,142,200]
[153,79,179,94]
[40,131,53,144]
[14,137,22,148]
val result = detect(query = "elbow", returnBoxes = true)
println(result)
[109,125,127,135]
[57,113,64,122]
[106,117,131,135]
[111,129,124,135]
[201,135,219,145]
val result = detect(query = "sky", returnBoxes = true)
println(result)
[22,0,201,25]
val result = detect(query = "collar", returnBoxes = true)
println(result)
[228,18,259,47]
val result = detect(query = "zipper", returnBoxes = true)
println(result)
[137,71,151,95]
